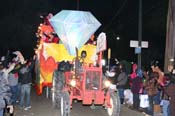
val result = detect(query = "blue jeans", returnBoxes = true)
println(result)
[147,96,154,116]
[162,100,171,116]
[20,83,31,108]
[133,93,140,109]
[17,83,21,102]
[0,109,3,116]
[10,85,18,104]
[153,90,161,105]
[118,88,125,104]
[118,88,124,99]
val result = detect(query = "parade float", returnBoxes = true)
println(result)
[35,10,120,116]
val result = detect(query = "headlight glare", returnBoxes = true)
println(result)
[104,80,111,88]
[70,79,76,87]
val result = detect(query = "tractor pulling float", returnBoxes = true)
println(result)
[34,10,120,116]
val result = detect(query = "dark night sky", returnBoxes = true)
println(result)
[0,0,169,66]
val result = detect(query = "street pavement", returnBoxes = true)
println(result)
[12,87,160,116]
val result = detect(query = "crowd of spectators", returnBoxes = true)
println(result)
[0,51,35,116]
[107,60,175,116]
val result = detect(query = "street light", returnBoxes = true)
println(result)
[116,36,120,40]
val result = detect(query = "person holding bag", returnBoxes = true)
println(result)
[145,72,160,116]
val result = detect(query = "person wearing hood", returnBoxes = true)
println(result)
[116,63,128,104]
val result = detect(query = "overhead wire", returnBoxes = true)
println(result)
[103,0,167,33]
[103,0,128,31]
[121,0,167,31]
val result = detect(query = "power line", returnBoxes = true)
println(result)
[121,0,167,31]
[103,0,128,31]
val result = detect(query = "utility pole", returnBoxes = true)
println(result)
[138,0,142,69]
[164,0,175,72]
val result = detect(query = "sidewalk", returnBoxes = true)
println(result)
[124,105,163,116]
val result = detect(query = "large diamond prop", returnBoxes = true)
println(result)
[49,10,101,55]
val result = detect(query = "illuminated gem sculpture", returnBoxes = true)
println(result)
[49,10,101,55]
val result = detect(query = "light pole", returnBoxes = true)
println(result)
[138,0,142,69]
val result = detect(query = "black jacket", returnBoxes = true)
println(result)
[19,60,34,85]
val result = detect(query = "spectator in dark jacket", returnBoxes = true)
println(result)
[19,57,35,111]
[116,63,128,104]
[164,72,175,116]
[161,75,171,116]
[130,64,142,110]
